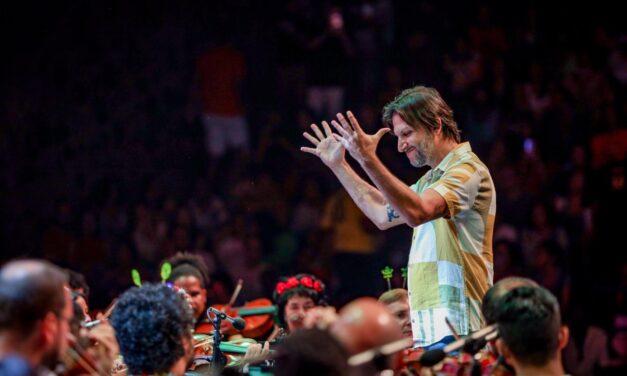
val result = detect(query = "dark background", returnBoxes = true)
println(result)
[0,2,626,368]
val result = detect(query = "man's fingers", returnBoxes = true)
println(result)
[300,146,319,155]
[331,120,350,137]
[321,121,334,137]
[374,127,390,141]
[333,134,349,148]
[303,132,320,146]
[346,111,364,133]
[310,123,325,140]
[336,113,353,132]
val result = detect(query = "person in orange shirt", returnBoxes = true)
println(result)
[193,34,249,159]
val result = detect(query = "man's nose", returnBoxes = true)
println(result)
[398,139,406,153]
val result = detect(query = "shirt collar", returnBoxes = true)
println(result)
[426,142,471,181]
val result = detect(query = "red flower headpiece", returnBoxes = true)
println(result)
[275,274,324,296]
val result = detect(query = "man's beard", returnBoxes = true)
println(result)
[41,333,62,371]
[409,149,428,168]
[408,137,433,168]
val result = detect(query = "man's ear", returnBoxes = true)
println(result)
[435,117,443,134]
[558,326,570,350]
[39,312,58,348]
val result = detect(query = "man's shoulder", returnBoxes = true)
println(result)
[0,355,36,376]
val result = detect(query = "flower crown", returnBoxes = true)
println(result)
[275,275,324,296]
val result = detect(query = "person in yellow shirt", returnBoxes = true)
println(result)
[320,189,378,304]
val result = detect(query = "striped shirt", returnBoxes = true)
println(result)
[407,142,495,347]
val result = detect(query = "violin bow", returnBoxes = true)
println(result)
[227,279,244,308]
[64,332,110,376]
[445,316,461,340]
[102,298,118,319]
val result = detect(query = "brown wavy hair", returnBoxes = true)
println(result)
[382,86,461,142]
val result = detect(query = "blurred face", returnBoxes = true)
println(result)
[41,288,73,369]
[174,276,207,321]
[75,295,91,322]
[392,114,435,168]
[386,297,412,338]
[284,295,316,332]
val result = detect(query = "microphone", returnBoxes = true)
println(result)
[81,319,102,329]
[419,324,498,367]
[207,307,246,331]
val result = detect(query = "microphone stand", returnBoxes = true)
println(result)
[208,309,228,373]
[464,330,498,376]
[464,337,486,376]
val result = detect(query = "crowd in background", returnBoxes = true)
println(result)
[1,1,626,373]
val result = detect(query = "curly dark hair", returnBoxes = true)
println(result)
[164,252,210,288]
[110,283,194,374]
[272,273,327,329]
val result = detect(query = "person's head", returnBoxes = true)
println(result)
[66,269,90,298]
[0,259,71,369]
[378,289,412,338]
[110,283,194,376]
[482,276,539,325]
[495,286,569,373]
[382,86,461,168]
[71,291,91,322]
[273,329,349,376]
[331,297,403,356]
[273,274,326,332]
[164,252,210,321]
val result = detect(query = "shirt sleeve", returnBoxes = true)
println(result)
[427,163,481,218]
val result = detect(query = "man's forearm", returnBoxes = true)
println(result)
[359,155,432,227]
[330,161,405,229]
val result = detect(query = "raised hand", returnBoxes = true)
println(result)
[301,121,346,169]
[330,111,389,165]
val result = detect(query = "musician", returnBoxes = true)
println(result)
[0,259,72,376]
[481,276,539,325]
[494,286,569,376]
[379,288,412,339]
[66,269,91,321]
[110,283,194,376]
[274,297,403,376]
[63,300,119,376]
[163,252,212,329]
[272,273,327,334]
[273,328,349,376]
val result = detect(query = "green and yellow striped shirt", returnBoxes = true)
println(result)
[408,142,495,346]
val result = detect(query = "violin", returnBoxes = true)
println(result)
[62,332,110,376]
[191,334,273,372]
[212,298,277,339]
[398,347,508,376]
